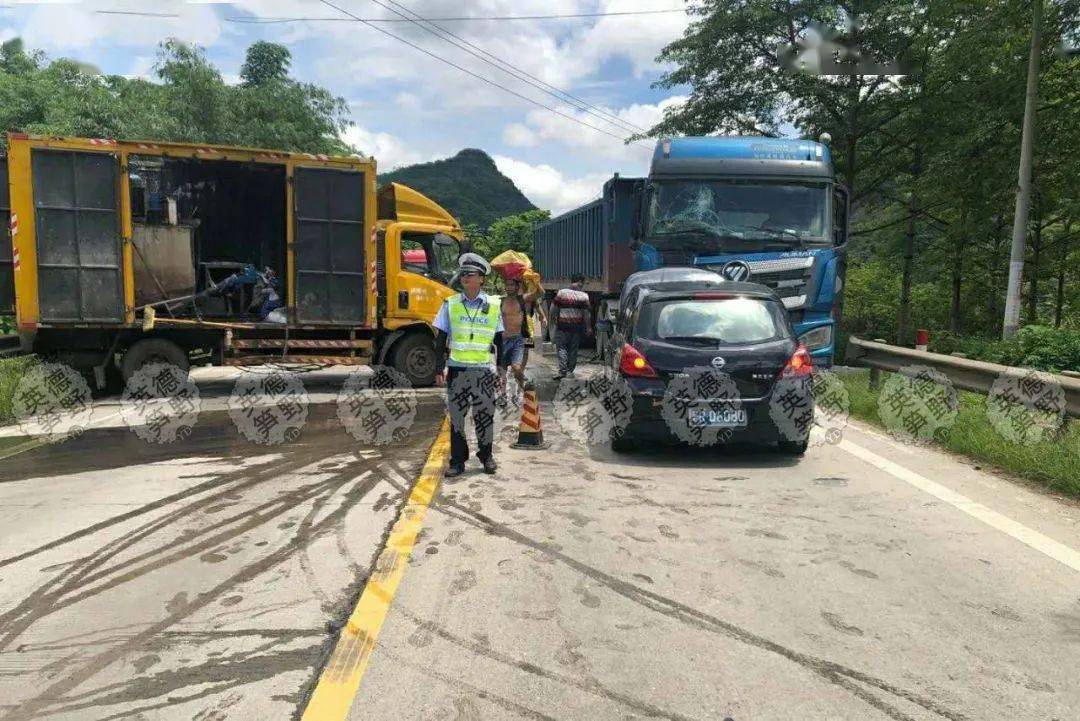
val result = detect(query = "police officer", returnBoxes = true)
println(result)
[433,253,506,477]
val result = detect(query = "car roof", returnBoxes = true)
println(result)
[620,267,725,301]
[641,281,781,303]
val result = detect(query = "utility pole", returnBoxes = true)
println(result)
[1002,0,1043,339]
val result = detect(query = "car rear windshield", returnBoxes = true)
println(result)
[637,297,788,345]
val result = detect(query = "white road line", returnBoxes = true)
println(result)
[837,437,1080,573]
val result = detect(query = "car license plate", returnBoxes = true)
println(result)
[688,407,747,428]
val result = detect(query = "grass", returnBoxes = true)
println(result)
[0,355,39,425]
[837,369,1080,498]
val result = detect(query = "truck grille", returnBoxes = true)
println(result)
[705,256,813,309]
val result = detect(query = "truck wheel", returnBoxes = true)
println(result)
[122,339,189,384]
[390,333,437,387]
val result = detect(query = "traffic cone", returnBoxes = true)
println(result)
[511,388,548,449]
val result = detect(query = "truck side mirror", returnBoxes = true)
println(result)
[630,181,649,248]
[833,185,850,247]
[433,232,455,247]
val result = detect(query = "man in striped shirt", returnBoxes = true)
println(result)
[551,273,592,379]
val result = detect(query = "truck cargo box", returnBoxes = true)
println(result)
[0,157,12,314]
[534,175,643,296]
[6,135,377,330]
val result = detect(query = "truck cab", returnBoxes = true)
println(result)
[375,182,463,384]
[637,137,848,367]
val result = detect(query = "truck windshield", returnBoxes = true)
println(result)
[647,180,828,246]
[432,237,460,286]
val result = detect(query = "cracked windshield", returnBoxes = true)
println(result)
[0,1,1077,721]
[648,181,830,246]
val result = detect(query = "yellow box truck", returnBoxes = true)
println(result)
[1,133,462,388]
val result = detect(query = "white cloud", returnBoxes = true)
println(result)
[302,0,691,113]
[502,123,538,147]
[19,2,223,51]
[341,125,425,171]
[508,95,686,160]
[122,55,155,81]
[493,155,611,215]
[394,92,423,111]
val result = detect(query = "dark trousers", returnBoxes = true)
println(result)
[555,328,583,375]
[446,366,496,466]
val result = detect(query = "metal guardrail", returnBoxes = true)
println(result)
[845,336,1080,418]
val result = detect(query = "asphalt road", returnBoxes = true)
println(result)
[0,368,446,721]
[1,361,1079,720]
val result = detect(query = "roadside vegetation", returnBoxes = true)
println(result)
[0,354,36,425]
[839,369,1080,498]
[927,326,1080,373]
[645,2,1077,354]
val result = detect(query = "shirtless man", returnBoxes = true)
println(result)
[500,277,539,391]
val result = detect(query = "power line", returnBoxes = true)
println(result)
[370,0,649,137]
[97,10,181,18]
[224,9,686,24]
[314,0,649,149]
[95,9,687,23]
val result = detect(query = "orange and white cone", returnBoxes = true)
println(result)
[511,388,547,449]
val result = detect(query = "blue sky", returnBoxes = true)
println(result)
[0,1,694,213]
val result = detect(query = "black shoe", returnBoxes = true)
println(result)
[445,464,465,478]
[481,458,498,474]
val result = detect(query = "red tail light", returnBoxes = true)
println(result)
[619,343,658,378]
[781,344,813,378]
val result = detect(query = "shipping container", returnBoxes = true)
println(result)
[533,175,643,296]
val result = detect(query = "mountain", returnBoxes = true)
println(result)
[378,148,536,229]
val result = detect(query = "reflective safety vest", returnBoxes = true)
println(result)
[447,294,501,365]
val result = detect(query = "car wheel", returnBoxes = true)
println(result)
[777,439,808,456]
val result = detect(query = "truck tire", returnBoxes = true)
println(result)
[121,338,189,384]
[390,332,437,387]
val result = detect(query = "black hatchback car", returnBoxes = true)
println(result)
[603,270,813,454]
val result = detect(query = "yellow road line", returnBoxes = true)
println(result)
[301,419,450,720]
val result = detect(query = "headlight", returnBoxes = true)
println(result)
[799,325,833,351]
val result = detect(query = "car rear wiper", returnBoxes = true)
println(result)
[660,335,723,346]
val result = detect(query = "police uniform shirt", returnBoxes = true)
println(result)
[432,291,505,368]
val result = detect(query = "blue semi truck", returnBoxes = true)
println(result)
[533,136,849,366]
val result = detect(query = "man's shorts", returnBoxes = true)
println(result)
[501,334,526,367]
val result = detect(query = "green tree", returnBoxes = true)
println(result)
[153,39,228,142]
[240,41,291,86]
[0,37,351,155]
[646,0,1080,340]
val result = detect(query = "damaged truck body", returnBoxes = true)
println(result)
[2,133,462,388]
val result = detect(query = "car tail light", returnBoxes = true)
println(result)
[619,343,658,378]
[780,343,812,378]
